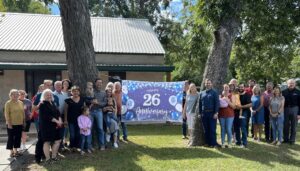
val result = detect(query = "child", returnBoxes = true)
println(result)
[78,106,92,155]
[103,88,119,148]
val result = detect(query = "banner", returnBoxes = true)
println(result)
[121,80,185,122]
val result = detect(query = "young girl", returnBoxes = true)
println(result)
[103,88,119,148]
[77,106,92,155]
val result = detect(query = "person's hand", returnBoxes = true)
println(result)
[7,124,12,129]
[213,113,218,119]
[297,115,300,120]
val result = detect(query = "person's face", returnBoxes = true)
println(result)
[249,81,255,87]
[115,84,121,91]
[95,80,102,90]
[55,83,62,92]
[44,92,53,101]
[38,86,45,92]
[84,110,90,116]
[253,88,260,95]
[266,84,273,91]
[19,91,26,100]
[274,88,280,96]
[229,84,235,91]
[71,89,80,97]
[11,91,19,101]
[287,80,296,89]
[190,84,197,93]
[223,85,230,92]
[239,84,245,93]
[107,89,112,97]
[205,80,212,89]
[63,81,69,90]
[44,81,53,90]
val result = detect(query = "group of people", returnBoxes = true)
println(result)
[182,78,300,148]
[4,78,128,164]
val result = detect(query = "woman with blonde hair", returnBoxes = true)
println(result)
[269,87,285,145]
[250,85,265,142]
[182,83,199,138]
[4,89,25,157]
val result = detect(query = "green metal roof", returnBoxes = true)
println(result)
[0,62,174,72]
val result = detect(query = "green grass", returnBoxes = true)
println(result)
[23,125,300,171]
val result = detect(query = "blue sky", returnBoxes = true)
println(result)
[49,1,184,16]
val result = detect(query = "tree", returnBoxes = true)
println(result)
[1,0,50,14]
[59,0,98,94]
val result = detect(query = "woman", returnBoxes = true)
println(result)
[269,87,285,145]
[103,88,119,148]
[4,89,25,157]
[182,83,199,138]
[219,84,236,148]
[31,84,44,132]
[18,90,32,150]
[64,86,85,151]
[251,85,265,142]
[62,79,72,95]
[113,82,128,141]
[39,89,62,163]
[106,82,114,90]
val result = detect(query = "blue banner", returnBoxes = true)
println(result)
[121,80,185,122]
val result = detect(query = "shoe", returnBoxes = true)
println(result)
[221,144,225,148]
[289,141,295,145]
[239,116,245,119]
[271,141,277,145]
[21,144,27,150]
[44,159,52,165]
[106,134,111,142]
[123,137,128,141]
[227,144,233,148]
[182,136,188,139]
[52,157,60,162]
[100,146,105,151]
[90,147,95,152]
[276,142,281,146]
[214,144,222,148]
[240,145,245,148]
[87,149,92,154]
[80,151,85,155]
[113,143,119,148]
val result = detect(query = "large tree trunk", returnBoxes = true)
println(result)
[59,0,98,95]
[201,18,240,93]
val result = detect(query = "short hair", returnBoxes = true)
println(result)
[229,79,238,85]
[287,79,295,84]
[40,89,54,102]
[18,90,27,96]
[248,79,256,83]
[205,78,212,83]
[81,106,89,114]
[9,89,19,98]
[54,81,62,86]
[43,79,53,84]
[71,86,80,92]
[266,82,274,87]
[94,78,102,83]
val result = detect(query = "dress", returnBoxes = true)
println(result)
[39,101,61,142]
[185,94,199,129]
[251,95,264,124]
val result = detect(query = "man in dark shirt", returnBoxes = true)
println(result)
[199,79,220,147]
[282,79,300,145]
[238,83,252,147]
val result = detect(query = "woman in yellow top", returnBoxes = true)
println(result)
[4,89,25,157]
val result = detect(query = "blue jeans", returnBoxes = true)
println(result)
[117,115,128,139]
[104,112,118,131]
[80,134,92,151]
[90,110,105,147]
[235,110,249,146]
[219,117,234,145]
[69,122,80,148]
[271,114,284,142]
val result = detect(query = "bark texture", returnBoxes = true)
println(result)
[59,0,98,95]
[201,18,240,93]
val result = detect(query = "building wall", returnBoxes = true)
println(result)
[127,72,164,81]
[0,70,25,121]
[0,51,164,65]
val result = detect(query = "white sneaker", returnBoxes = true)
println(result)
[87,149,92,154]
[106,134,111,142]
[21,144,26,150]
[113,143,118,148]
[80,151,85,155]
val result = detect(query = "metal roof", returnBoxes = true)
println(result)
[0,13,165,55]
[0,62,174,72]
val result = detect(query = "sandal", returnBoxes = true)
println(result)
[10,153,14,158]
[14,152,23,157]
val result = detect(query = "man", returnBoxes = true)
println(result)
[53,81,69,149]
[90,78,107,150]
[282,79,300,145]
[263,82,274,142]
[182,80,190,139]
[238,83,252,147]
[245,79,256,96]
[199,79,220,147]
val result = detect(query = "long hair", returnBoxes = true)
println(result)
[40,89,54,102]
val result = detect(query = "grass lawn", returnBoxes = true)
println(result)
[22,124,300,171]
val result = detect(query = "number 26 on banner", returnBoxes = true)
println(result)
[143,94,160,106]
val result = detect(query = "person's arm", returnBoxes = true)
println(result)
[4,102,12,129]
[253,95,264,114]
[279,97,285,114]
[77,116,84,129]
[226,96,236,109]
[113,99,117,114]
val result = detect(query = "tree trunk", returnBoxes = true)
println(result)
[200,18,240,93]
[59,0,98,95]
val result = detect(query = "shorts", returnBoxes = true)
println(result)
[187,113,196,129]
[23,120,31,132]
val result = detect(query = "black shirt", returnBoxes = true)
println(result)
[65,97,85,123]
[240,93,251,112]
[282,88,300,115]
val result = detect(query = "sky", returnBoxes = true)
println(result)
[49,0,184,17]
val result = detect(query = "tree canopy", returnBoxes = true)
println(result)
[1,0,50,14]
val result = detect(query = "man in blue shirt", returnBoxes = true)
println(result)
[199,79,220,147]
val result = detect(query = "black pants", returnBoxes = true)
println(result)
[264,107,272,141]
[6,125,22,150]
[35,130,45,162]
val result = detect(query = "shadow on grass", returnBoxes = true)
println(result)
[217,141,300,168]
